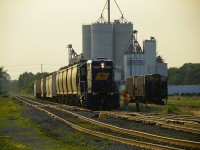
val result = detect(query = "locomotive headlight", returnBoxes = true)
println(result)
[101,63,105,68]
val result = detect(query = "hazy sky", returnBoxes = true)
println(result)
[0,0,200,80]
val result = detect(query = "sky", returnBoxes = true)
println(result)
[0,0,200,80]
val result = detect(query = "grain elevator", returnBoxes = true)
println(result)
[82,0,167,82]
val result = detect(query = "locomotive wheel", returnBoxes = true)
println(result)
[80,96,87,108]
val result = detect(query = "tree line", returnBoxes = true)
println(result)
[0,66,48,95]
[168,63,200,85]
[1,63,200,95]
[0,67,10,95]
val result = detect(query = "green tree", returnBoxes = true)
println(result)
[18,72,35,93]
[156,55,165,63]
[168,63,200,85]
[0,67,11,95]
[18,72,48,94]
[35,72,49,80]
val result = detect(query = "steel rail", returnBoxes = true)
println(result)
[137,113,200,128]
[17,96,200,149]
[107,112,200,134]
[134,115,200,133]
[14,96,181,150]
[142,113,200,126]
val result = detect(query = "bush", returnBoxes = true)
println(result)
[163,104,179,114]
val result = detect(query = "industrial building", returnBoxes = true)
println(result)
[82,0,167,81]
[124,37,168,79]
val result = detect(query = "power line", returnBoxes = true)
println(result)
[113,0,123,15]
[101,0,108,15]
[2,64,62,67]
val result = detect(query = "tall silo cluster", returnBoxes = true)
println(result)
[82,0,167,81]
[82,21,133,80]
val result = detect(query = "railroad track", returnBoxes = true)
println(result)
[14,96,200,149]
[27,96,200,130]
[144,113,200,129]
[141,113,200,124]
[105,111,200,134]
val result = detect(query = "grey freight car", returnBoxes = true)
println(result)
[34,80,41,99]
[126,74,167,104]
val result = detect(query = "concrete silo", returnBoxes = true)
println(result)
[113,21,133,68]
[82,25,91,59]
[91,23,113,60]
[113,20,133,80]
[144,37,156,74]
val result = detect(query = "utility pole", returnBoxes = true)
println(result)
[41,64,43,73]
[108,0,110,23]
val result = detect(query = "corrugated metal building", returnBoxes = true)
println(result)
[124,37,168,79]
